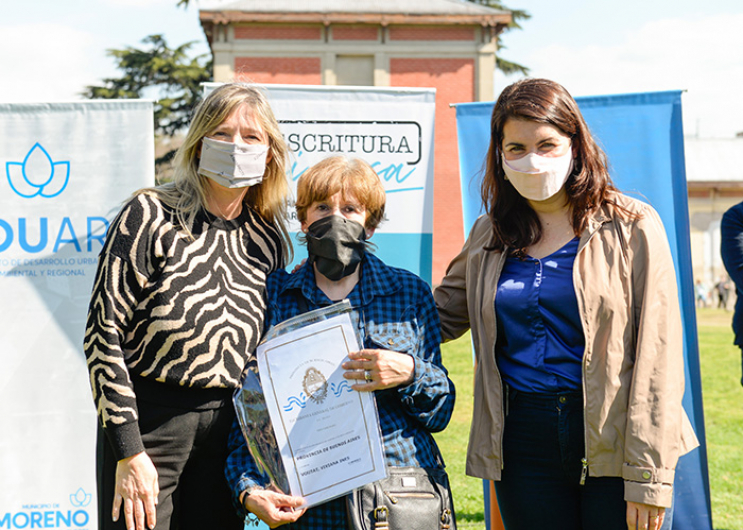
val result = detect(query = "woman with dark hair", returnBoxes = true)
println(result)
[435,78,698,530]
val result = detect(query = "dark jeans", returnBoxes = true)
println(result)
[494,389,673,530]
[97,395,243,530]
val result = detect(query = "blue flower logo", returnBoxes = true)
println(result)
[70,488,92,507]
[6,143,70,198]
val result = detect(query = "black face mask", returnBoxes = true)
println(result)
[305,216,366,281]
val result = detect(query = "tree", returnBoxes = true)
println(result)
[83,34,212,170]
[467,0,530,75]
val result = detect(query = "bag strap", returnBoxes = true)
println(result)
[372,481,390,530]
[429,471,453,530]
[429,438,455,528]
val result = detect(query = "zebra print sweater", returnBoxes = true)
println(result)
[84,193,283,460]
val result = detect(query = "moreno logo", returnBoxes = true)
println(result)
[0,509,89,529]
[0,489,92,529]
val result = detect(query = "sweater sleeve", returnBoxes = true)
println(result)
[83,196,155,460]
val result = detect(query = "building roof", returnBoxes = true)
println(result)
[200,0,511,26]
[685,137,743,186]
[202,0,507,15]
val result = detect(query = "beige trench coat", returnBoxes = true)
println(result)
[434,193,698,507]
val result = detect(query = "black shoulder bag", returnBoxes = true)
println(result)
[346,466,456,530]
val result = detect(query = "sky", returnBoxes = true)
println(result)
[1,0,742,138]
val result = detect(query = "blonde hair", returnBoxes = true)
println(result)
[295,156,386,231]
[139,83,292,260]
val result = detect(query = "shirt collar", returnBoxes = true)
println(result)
[278,253,402,306]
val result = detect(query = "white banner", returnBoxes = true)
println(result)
[0,101,154,528]
[204,83,436,283]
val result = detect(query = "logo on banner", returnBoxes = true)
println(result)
[5,143,70,199]
[284,120,425,194]
[0,143,110,256]
[0,488,92,529]
[69,489,91,508]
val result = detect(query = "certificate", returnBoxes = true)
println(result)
[256,308,386,507]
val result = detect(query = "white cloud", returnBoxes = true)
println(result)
[0,24,113,103]
[195,0,244,7]
[516,13,743,138]
[102,0,237,6]
[102,0,173,6]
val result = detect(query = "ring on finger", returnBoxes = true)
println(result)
[364,370,373,382]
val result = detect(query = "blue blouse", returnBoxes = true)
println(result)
[495,237,585,392]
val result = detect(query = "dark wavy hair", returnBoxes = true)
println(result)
[481,78,622,254]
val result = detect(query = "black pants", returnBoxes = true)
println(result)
[494,389,674,530]
[97,393,243,530]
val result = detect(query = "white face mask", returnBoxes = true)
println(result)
[198,137,269,189]
[502,149,574,202]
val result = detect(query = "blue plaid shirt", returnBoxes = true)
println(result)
[225,253,456,529]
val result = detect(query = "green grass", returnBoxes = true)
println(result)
[434,309,743,530]
[433,333,485,528]
[696,308,743,530]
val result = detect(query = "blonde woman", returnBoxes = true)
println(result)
[84,83,292,530]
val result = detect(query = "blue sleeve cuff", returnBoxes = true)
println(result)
[396,354,421,397]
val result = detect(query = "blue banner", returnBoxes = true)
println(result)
[455,91,712,530]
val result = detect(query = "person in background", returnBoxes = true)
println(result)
[225,156,456,528]
[695,279,709,308]
[84,83,292,530]
[720,201,743,385]
[434,78,698,530]
[715,275,730,309]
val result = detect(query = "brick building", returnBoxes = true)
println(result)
[199,0,512,283]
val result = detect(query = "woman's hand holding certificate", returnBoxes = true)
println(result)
[342,349,415,391]
[241,488,306,528]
